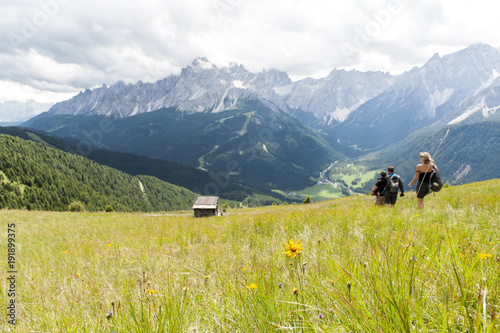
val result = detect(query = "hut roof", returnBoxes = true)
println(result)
[193,196,219,209]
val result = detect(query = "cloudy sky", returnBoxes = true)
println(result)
[1,0,499,104]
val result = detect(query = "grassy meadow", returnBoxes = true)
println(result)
[336,170,378,191]
[1,179,499,332]
[297,184,343,202]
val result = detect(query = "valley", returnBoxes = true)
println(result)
[0,44,499,212]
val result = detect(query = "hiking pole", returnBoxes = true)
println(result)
[432,127,450,160]
[416,127,450,195]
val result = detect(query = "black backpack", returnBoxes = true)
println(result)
[429,164,443,192]
[387,175,400,194]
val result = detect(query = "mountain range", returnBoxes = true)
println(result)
[0,100,52,124]
[19,43,500,198]
[331,44,500,150]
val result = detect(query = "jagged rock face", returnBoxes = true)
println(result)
[47,58,280,118]
[328,44,500,149]
[41,44,500,149]
[43,57,393,123]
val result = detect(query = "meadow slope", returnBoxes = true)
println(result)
[1,179,499,332]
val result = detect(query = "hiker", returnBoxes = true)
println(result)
[371,171,387,206]
[408,152,438,209]
[384,166,404,207]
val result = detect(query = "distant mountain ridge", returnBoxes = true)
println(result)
[30,44,500,148]
[0,100,52,123]
[331,43,500,149]
[21,43,500,195]
[35,57,393,128]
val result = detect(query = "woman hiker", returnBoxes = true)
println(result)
[408,152,438,209]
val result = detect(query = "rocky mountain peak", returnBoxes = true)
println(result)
[32,44,500,132]
[190,57,216,70]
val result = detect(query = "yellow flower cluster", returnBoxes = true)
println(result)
[477,252,492,259]
[246,283,257,290]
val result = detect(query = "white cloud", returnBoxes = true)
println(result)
[0,80,75,103]
[0,0,499,103]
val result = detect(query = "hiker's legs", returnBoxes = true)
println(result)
[375,195,385,206]
[417,198,424,209]
[384,193,396,207]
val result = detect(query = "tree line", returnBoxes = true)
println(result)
[0,135,198,212]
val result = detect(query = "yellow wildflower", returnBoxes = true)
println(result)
[145,289,156,294]
[246,283,257,290]
[478,252,492,259]
[284,239,303,258]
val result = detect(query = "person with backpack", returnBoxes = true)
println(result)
[384,166,404,207]
[371,171,387,206]
[408,152,439,209]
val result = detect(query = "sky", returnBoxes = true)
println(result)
[1,0,500,104]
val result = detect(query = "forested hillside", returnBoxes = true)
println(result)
[0,126,252,201]
[351,121,500,194]
[26,101,342,191]
[0,135,198,211]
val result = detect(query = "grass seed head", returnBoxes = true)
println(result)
[106,311,113,320]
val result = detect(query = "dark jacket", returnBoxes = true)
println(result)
[372,177,387,195]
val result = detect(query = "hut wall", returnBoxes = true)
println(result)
[194,209,217,217]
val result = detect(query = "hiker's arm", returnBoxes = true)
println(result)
[408,169,419,187]
[399,178,405,194]
[371,185,378,196]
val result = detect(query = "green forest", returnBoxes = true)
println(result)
[0,135,198,212]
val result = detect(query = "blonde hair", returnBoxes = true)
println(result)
[420,152,433,164]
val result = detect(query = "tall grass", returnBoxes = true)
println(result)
[1,179,499,332]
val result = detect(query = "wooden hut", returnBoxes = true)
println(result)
[193,196,219,217]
